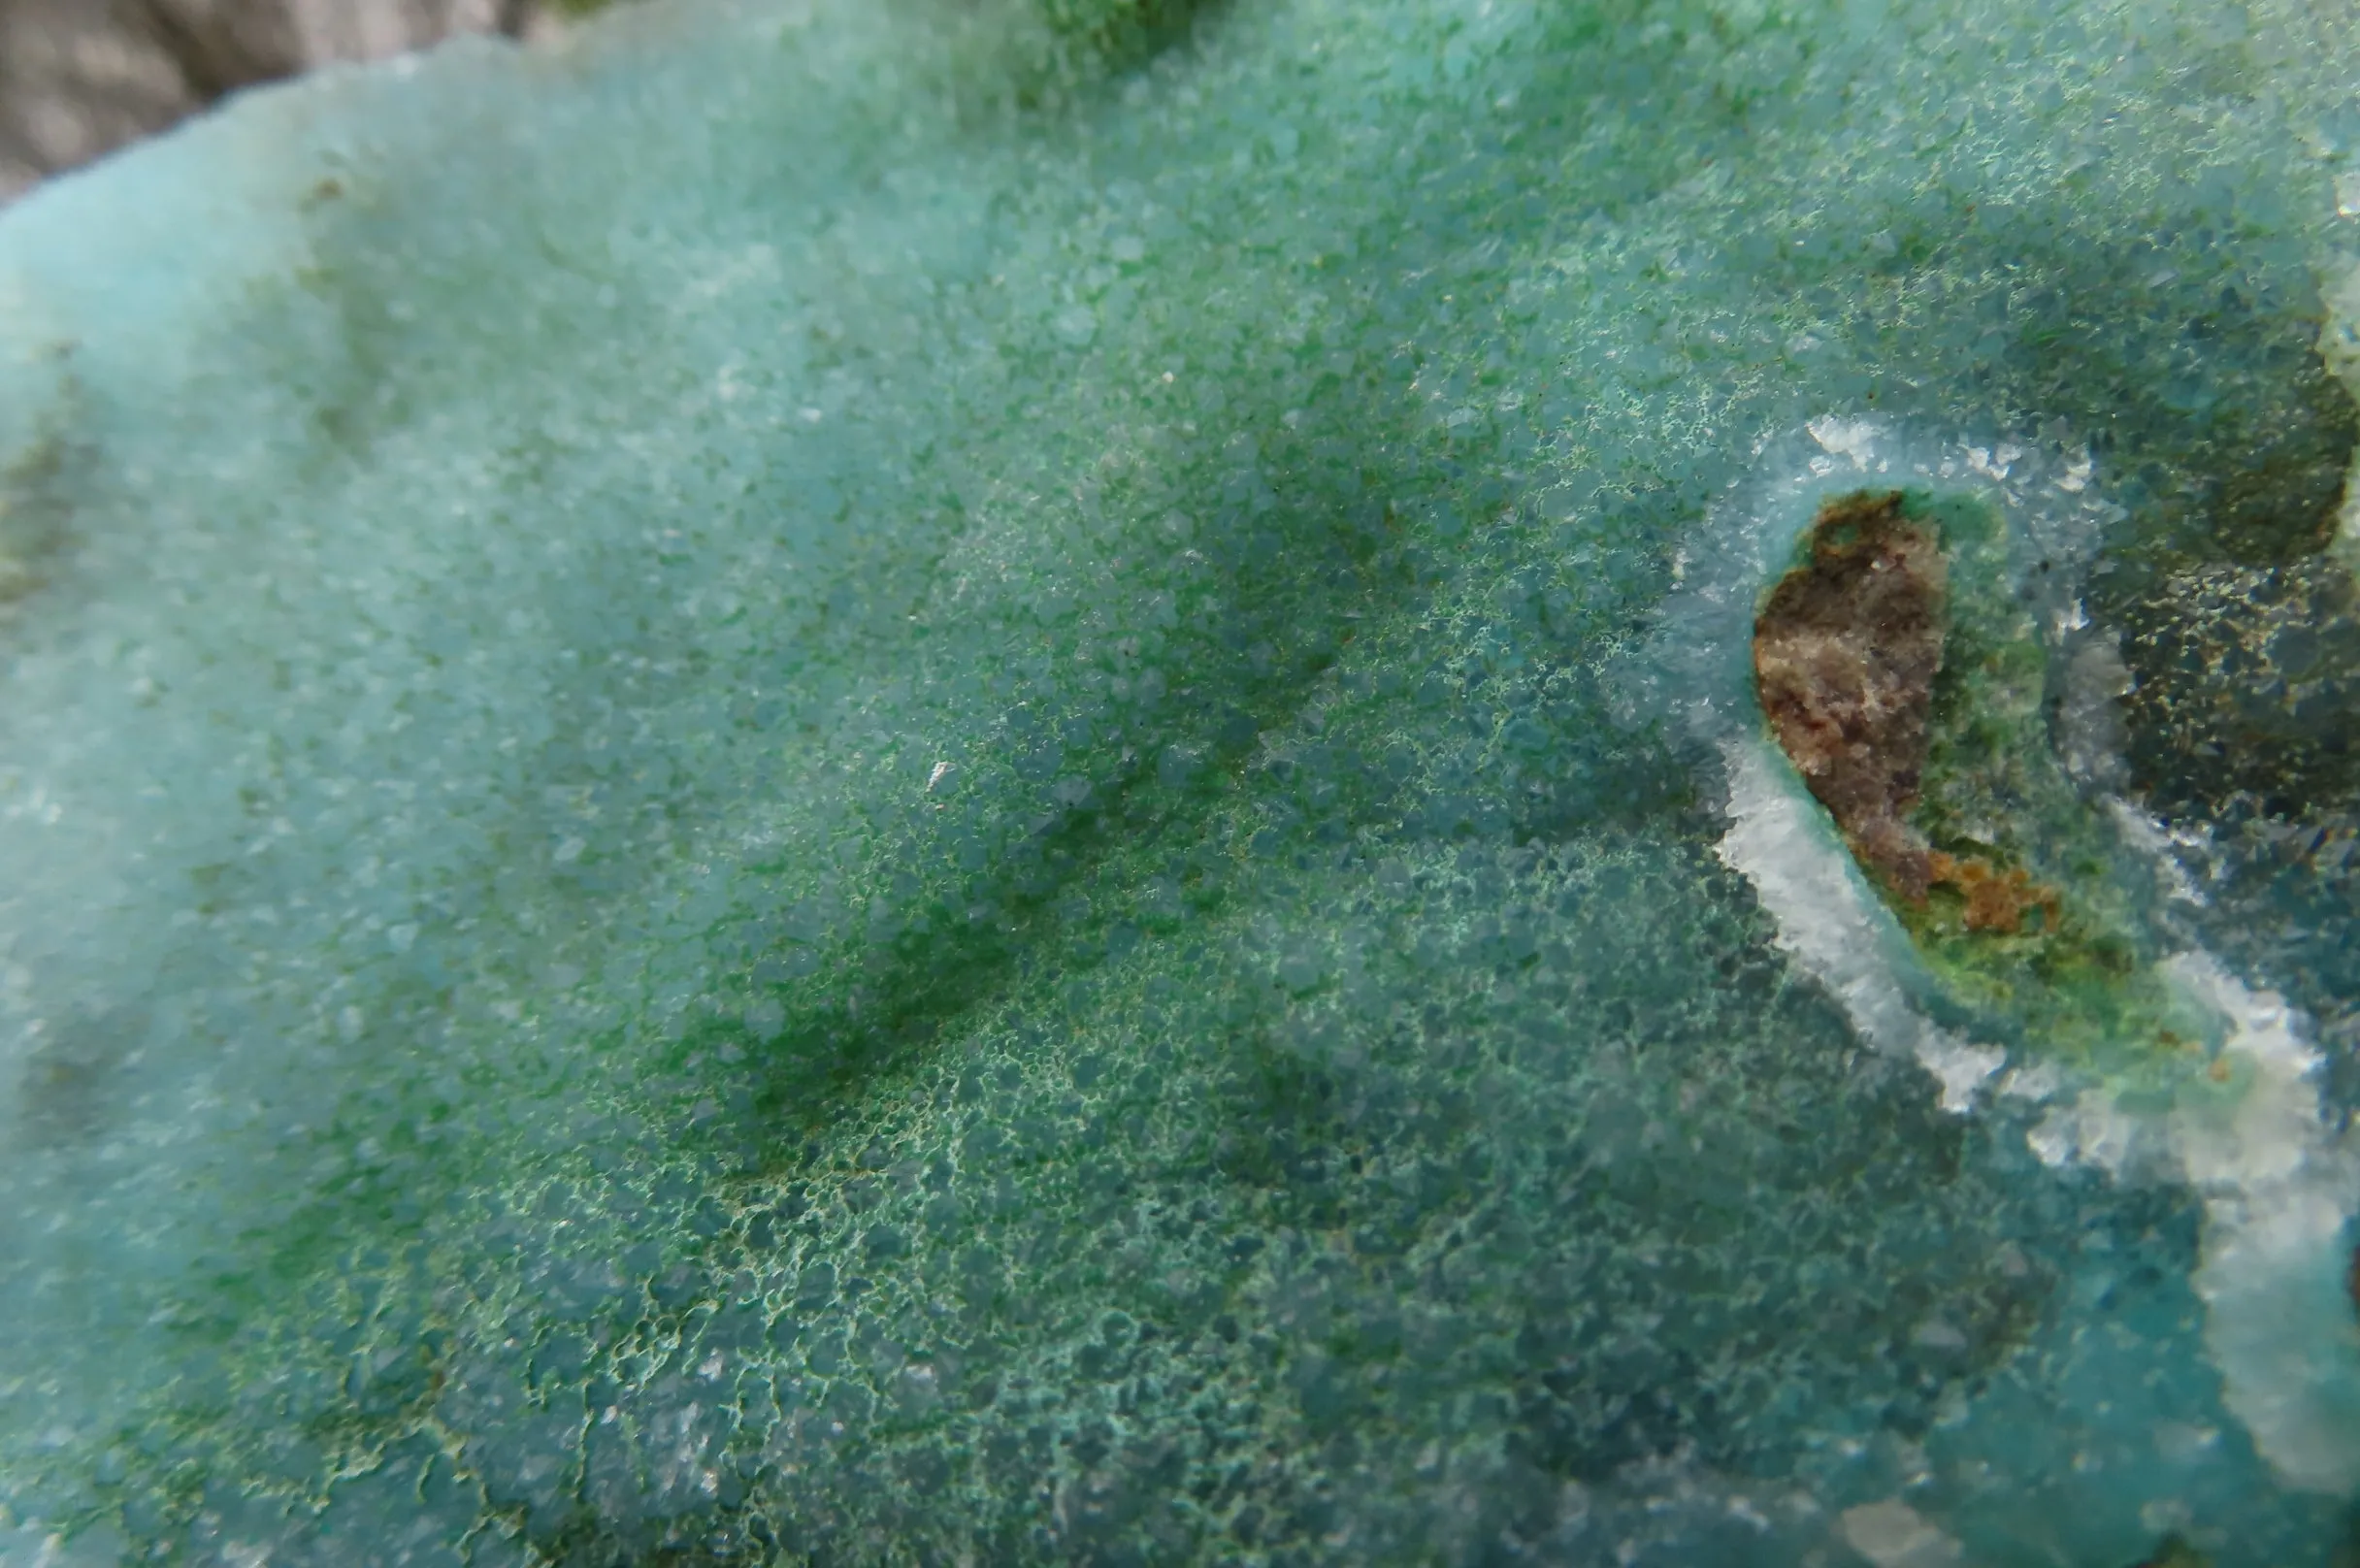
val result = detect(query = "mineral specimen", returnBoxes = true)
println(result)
[0,0,2357,1563]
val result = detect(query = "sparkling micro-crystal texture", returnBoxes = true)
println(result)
[2,0,2359,1562]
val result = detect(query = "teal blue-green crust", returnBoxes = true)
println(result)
[0,0,2355,1560]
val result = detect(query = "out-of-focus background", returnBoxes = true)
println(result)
[0,0,606,203]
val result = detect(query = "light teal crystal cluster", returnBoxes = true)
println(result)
[2,0,2359,1562]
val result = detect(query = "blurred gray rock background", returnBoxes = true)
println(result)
[0,0,580,202]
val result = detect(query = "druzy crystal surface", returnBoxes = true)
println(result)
[2,0,2360,1561]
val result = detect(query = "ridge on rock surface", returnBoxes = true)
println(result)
[2,0,2360,1563]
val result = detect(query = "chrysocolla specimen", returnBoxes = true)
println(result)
[2,0,2359,1562]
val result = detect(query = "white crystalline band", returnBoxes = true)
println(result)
[1663,416,2360,1496]
[1715,734,2003,1113]
[2165,951,2360,1495]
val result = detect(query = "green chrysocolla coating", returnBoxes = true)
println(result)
[0,0,2356,1562]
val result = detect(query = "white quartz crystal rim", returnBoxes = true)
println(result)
[1637,412,2118,1111]
[1714,732,2003,1113]
[2165,950,2360,1494]
[1658,416,2360,1495]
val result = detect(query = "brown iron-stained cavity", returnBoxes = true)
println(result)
[1753,490,1948,898]
[1927,851,2060,935]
